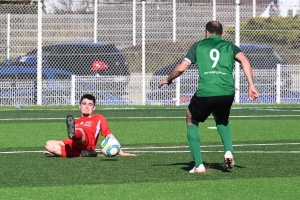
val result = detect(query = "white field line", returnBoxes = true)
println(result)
[0,106,300,121]
[121,142,300,149]
[2,150,300,154]
[115,151,300,153]
[1,142,300,154]
[0,106,299,111]
[1,114,300,121]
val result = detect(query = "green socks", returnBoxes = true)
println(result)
[216,120,234,154]
[187,120,234,167]
[187,124,202,167]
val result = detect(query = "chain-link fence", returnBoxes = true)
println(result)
[0,1,300,106]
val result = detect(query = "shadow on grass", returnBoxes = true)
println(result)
[153,161,245,172]
[183,161,234,172]
[43,154,119,161]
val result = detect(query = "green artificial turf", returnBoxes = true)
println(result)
[0,105,300,199]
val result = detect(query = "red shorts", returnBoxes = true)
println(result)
[61,138,82,157]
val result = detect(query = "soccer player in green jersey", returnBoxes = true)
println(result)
[158,21,259,173]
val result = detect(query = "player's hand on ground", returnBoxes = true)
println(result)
[118,149,137,156]
[43,151,53,155]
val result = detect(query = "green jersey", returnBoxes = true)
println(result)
[185,35,242,97]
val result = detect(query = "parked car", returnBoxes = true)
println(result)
[239,44,291,94]
[0,67,133,106]
[12,42,130,94]
[147,44,291,105]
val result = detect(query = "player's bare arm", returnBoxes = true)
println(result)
[106,133,137,157]
[235,52,259,101]
[158,61,190,88]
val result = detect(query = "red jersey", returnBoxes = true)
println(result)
[72,114,112,150]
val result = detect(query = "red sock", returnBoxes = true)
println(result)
[73,129,83,140]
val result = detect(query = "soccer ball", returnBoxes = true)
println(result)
[100,137,121,157]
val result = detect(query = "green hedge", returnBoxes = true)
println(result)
[226,17,300,48]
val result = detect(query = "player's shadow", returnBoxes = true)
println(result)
[153,161,244,172]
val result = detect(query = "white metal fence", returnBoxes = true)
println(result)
[1,64,299,106]
[146,64,300,105]
[0,1,300,106]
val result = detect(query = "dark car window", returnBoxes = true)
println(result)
[0,73,38,80]
[54,74,72,80]
[243,48,285,69]
[44,44,122,71]
[15,42,130,94]
[26,49,37,56]
[0,73,49,82]
[91,45,124,62]
[26,46,56,57]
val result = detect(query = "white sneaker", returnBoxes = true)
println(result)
[224,151,235,169]
[189,164,205,174]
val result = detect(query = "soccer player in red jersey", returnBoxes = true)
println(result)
[43,94,136,157]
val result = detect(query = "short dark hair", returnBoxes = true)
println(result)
[206,21,223,35]
[80,94,96,106]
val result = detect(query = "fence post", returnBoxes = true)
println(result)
[94,0,98,43]
[142,0,146,105]
[253,0,256,17]
[175,77,180,106]
[173,0,176,42]
[235,0,240,104]
[37,0,43,106]
[276,64,281,104]
[133,0,136,46]
[6,13,10,63]
[71,75,76,106]
[213,0,216,20]
[6,13,10,64]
